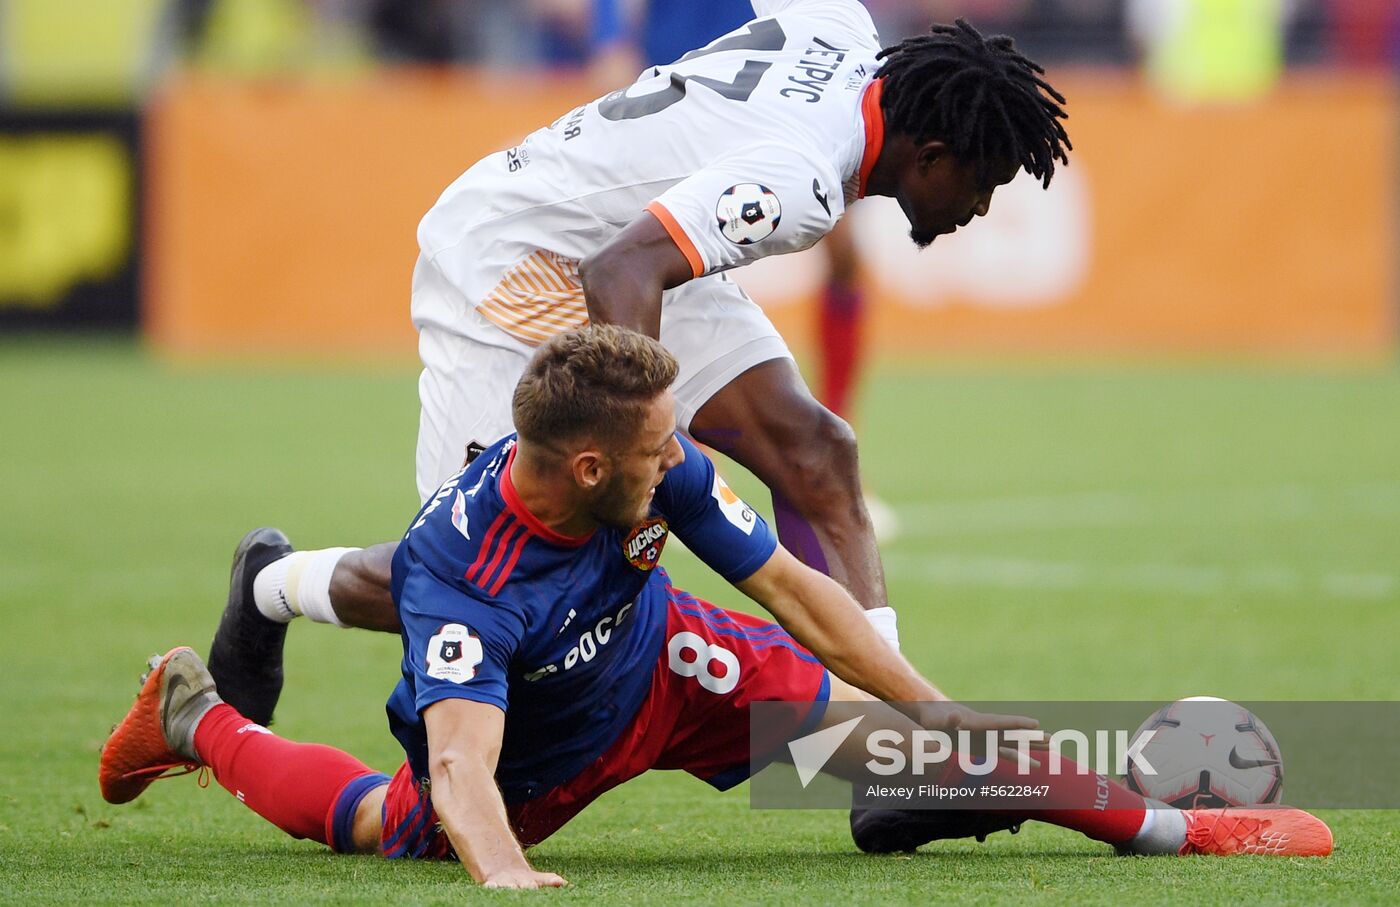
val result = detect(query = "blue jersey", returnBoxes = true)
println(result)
[387,433,778,802]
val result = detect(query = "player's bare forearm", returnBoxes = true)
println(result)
[424,701,564,888]
[580,210,695,338]
[737,547,947,703]
[429,750,531,882]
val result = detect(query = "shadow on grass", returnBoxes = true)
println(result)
[536,847,1106,877]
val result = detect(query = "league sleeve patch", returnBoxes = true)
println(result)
[425,623,484,683]
[716,183,781,245]
[712,474,757,535]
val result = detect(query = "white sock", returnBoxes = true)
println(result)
[863,606,900,651]
[253,553,302,622]
[1125,804,1188,855]
[252,548,357,627]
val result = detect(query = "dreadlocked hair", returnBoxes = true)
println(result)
[875,19,1071,188]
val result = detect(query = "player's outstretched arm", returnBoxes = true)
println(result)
[579,211,696,339]
[738,547,1038,735]
[423,699,567,889]
[737,545,945,704]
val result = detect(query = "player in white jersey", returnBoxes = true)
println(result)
[208,8,1071,731]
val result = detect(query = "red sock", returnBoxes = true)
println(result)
[193,704,387,850]
[947,755,1148,844]
[817,282,863,419]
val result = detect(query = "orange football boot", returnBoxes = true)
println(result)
[99,647,220,804]
[1180,807,1333,857]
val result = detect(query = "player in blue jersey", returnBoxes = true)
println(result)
[101,327,1333,887]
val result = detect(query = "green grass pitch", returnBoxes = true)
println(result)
[2,337,1398,904]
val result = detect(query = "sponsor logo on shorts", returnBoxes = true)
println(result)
[622,517,669,570]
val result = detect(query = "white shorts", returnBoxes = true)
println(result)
[412,256,791,502]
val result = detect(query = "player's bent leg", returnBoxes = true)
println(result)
[502,591,832,850]
[944,753,1333,856]
[350,782,390,854]
[208,529,295,726]
[820,694,1331,858]
[816,676,1027,852]
[199,700,390,854]
[210,532,402,725]
[101,647,391,854]
[813,690,1153,855]
[327,543,400,632]
[689,358,888,612]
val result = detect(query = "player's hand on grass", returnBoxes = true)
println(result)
[910,701,1044,765]
[481,868,568,889]
[909,701,1041,748]
[912,701,1038,733]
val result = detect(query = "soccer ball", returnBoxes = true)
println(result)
[1124,697,1283,808]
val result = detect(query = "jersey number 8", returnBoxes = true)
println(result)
[667,631,740,695]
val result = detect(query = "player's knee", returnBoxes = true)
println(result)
[353,783,388,855]
[775,404,860,500]
[329,544,400,633]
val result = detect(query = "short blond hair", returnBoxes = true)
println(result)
[512,325,679,449]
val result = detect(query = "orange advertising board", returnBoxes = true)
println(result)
[146,70,1395,359]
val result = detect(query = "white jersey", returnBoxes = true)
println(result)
[414,0,884,347]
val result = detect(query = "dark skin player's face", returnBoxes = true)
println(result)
[896,143,1020,248]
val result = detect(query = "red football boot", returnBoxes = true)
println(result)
[99,647,220,804]
[1180,807,1333,857]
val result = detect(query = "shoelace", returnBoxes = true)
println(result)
[120,762,210,788]
[1181,810,1265,854]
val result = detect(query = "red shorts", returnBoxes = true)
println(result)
[380,587,830,858]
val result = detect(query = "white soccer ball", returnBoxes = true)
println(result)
[715,182,781,245]
[1124,696,1283,808]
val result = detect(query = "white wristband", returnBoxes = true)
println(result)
[863,606,900,652]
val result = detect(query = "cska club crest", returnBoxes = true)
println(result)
[622,517,669,571]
